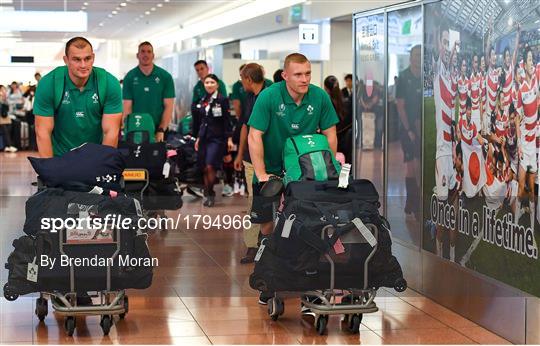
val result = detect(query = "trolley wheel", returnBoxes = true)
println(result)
[100,315,112,335]
[316,315,328,335]
[3,283,18,301]
[119,296,129,319]
[35,297,48,321]
[64,316,76,336]
[267,297,284,321]
[394,278,408,292]
[347,314,362,334]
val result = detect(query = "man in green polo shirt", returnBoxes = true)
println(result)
[122,41,175,142]
[231,63,273,119]
[248,52,338,305]
[34,37,123,158]
[191,60,227,103]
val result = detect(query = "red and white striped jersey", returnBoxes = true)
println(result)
[517,73,539,153]
[493,109,508,138]
[459,118,478,146]
[502,66,514,110]
[434,57,455,158]
[469,72,482,111]
[458,76,469,118]
[485,67,500,117]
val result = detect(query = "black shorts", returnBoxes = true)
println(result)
[400,131,419,162]
[250,181,280,224]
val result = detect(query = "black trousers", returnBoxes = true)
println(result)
[0,124,13,147]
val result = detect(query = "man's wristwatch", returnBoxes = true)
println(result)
[156,127,165,134]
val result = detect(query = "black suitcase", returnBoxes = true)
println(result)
[249,179,406,293]
[119,142,168,180]
[175,137,203,185]
[11,118,29,150]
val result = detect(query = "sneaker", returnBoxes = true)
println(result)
[222,184,234,197]
[258,291,274,305]
[240,247,258,264]
[10,146,18,153]
[239,183,245,196]
[203,195,215,207]
[186,186,205,198]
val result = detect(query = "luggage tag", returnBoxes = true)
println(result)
[281,214,296,238]
[333,238,346,254]
[162,162,171,178]
[88,186,104,195]
[351,218,377,247]
[338,163,351,189]
[27,257,38,283]
[254,244,265,262]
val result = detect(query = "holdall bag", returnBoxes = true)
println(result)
[23,187,143,236]
[125,180,183,211]
[283,133,341,185]
[6,187,153,296]
[175,136,203,185]
[118,141,167,180]
[249,179,406,293]
[28,143,125,191]
[123,113,156,144]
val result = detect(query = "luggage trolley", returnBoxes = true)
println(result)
[38,224,128,336]
[265,221,407,335]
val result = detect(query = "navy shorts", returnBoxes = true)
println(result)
[198,139,225,169]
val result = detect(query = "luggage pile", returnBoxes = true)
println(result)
[249,134,407,335]
[120,113,183,211]
[3,143,154,336]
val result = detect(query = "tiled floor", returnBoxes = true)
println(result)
[0,152,512,344]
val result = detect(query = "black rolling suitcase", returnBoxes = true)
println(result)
[249,179,407,293]
[175,136,203,185]
[11,117,29,150]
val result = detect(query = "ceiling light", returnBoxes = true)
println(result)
[83,1,88,5]
[151,7,156,11]
[157,3,163,7]
[112,10,118,15]
[108,14,113,17]
[164,0,170,2]
[0,11,88,32]
[99,22,104,26]
[145,11,150,15]
[81,6,86,10]
[120,2,127,7]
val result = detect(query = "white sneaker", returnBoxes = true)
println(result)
[5,146,17,153]
[239,183,245,196]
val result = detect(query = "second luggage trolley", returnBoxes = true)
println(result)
[37,225,128,336]
[264,220,407,335]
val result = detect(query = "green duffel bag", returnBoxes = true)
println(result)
[283,133,341,185]
[124,112,155,144]
[180,114,193,136]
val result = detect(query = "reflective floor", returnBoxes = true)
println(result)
[0,152,511,344]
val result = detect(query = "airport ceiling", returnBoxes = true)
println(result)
[1,0,222,41]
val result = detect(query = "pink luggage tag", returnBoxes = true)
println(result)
[333,238,345,254]
[109,190,118,198]
[167,150,177,158]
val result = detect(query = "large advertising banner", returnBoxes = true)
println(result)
[423,0,540,296]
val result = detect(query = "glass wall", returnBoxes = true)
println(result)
[387,6,423,247]
[354,13,385,206]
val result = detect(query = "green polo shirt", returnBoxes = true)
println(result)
[34,68,123,157]
[191,79,227,103]
[247,81,339,175]
[122,64,175,127]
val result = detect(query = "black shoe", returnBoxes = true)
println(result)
[203,195,215,207]
[240,247,258,264]
[258,291,274,305]
[76,293,93,306]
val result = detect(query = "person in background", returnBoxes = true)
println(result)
[34,72,42,85]
[341,73,353,101]
[0,85,17,152]
[122,41,175,141]
[191,74,233,207]
[233,63,268,264]
[324,75,352,163]
[230,64,247,119]
[34,36,123,158]
[7,81,24,117]
[192,60,227,106]
[273,68,284,83]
